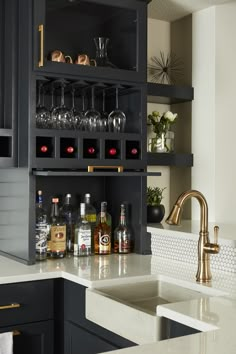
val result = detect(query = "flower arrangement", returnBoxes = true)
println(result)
[148,111,178,137]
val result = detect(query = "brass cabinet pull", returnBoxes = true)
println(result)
[38,24,44,67]
[0,303,20,310]
[13,330,21,336]
[88,165,124,173]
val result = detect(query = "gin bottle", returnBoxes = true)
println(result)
[35,190,48,261]
[74,203,92,257]
[84,193,96,252]
[94,201,111,255]
[114,204,131,254]
[48,197,66,258]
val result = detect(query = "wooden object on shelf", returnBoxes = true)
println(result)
[147,82,194,104]
[147,152,193,167]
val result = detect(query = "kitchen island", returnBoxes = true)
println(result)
[0,252,236,354]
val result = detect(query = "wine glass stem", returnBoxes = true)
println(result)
[71,89,75,109]
[51,87,54,110]
[37,83,42,107]
[103,90,106,112]
[61,84,65,106]
[91,87,95,110]
[82,93,85,112]
[115,87,119,110]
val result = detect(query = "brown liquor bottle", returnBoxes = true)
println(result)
[48,197,66,258]
[94,202,111,255]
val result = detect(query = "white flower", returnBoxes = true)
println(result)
[164,111,178,122]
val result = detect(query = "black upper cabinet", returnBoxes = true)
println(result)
[33,0,147,83]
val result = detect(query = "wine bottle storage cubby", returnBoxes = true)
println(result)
[34,0,146,82]
[0,136,12,158]
[34,133,142,169]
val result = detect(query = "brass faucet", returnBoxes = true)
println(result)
[166,190,220,283]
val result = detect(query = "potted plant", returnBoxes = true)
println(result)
[147,186,166,223]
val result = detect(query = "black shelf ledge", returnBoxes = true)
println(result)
[147,153,193,167]
[147,83,194,104]
[32,170,161,177]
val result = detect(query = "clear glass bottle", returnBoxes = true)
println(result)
[84,193,96,253]
[96,201,112,228]
[94,202,111,255]
[35,190,48,261]
[74,203,92,257]
[114,204,131,254]
[48,197,66,258]
[61,193,75,253]
[94,37,116,68]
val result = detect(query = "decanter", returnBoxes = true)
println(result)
[94,37,116,68]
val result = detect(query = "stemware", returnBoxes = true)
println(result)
[35,83,50,129]
[51,80,72,130]
[96,90,108,132]
[70,87,81,130]
[84,86,101,132]
[79,91,88,131]
[108,87,126,133]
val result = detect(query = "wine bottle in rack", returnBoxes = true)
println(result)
[36,137,53,158]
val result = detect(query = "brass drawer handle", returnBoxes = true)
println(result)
[88,165,124,173]
[38,24,44,67]
[13,330,21,336]
[0,303,20,310]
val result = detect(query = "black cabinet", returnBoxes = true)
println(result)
[0,280,54,354]
[0,0,151,264]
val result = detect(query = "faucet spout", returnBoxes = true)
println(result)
[166,190,219,283]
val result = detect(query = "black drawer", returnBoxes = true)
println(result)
[0,320,54,354]
[0,280,54,327]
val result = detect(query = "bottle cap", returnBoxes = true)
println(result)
[38,190,42,195]
[66,193,72,198]
[80,203,86,214]
[85,193,91,198]
[52,198,59,203]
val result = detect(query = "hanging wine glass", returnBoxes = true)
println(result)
[79,90,88,131]
[36,83,50,129]
[47,83,56,129]
[52,80,72,130]
[84,86,101,132]
[96,90,108,132]
[70,87,81,130]
[108,87,126,133]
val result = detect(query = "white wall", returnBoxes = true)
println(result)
[147,18,171,214]
[192,1,236,223]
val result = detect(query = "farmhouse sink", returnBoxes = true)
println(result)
[86,278,220,345]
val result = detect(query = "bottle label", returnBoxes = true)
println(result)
[74,229,91,256]
[98,233,111,254]
[35,223,48,254]
[50,225,66,252]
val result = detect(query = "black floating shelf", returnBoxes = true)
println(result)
[147,83,194,104]
[147,152,193,167]
[33,170,161,177]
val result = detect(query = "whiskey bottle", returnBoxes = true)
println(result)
[94,201,111,255]
[61,193,75,253]
[114,204,131,254]
[48,197,66,258]
[35,190,48,261]
[74,203,92,257]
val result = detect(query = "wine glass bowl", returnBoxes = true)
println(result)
[108,87,126,133]
[36,83,50,129]
[85,86,101,132]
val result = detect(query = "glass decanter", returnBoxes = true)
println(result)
[94,37,116,68]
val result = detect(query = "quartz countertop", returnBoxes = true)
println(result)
[1,253,236,354]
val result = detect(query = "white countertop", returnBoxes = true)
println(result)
[1,253,236,354]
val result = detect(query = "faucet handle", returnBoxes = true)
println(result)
[214,225,219,244]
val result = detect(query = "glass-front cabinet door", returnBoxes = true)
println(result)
[33,0,147,82]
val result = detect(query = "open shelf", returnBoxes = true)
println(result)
[147,83,194,104]
[147,152,193,167]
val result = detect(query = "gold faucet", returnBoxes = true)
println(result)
[166,190,220,283]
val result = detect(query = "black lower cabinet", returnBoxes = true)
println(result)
[0,320,54,354]
[64,321,119,354]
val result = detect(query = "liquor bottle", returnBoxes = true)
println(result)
[94,201,111,255]
[74,203,92,257]
[35,190,48,261]
[114,204,132,254]
[84,193,96,251]
[48,197,66,258]
[96,201,112,228]
[61,194,75,253]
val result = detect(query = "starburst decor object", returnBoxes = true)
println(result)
[148,51,183,84]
